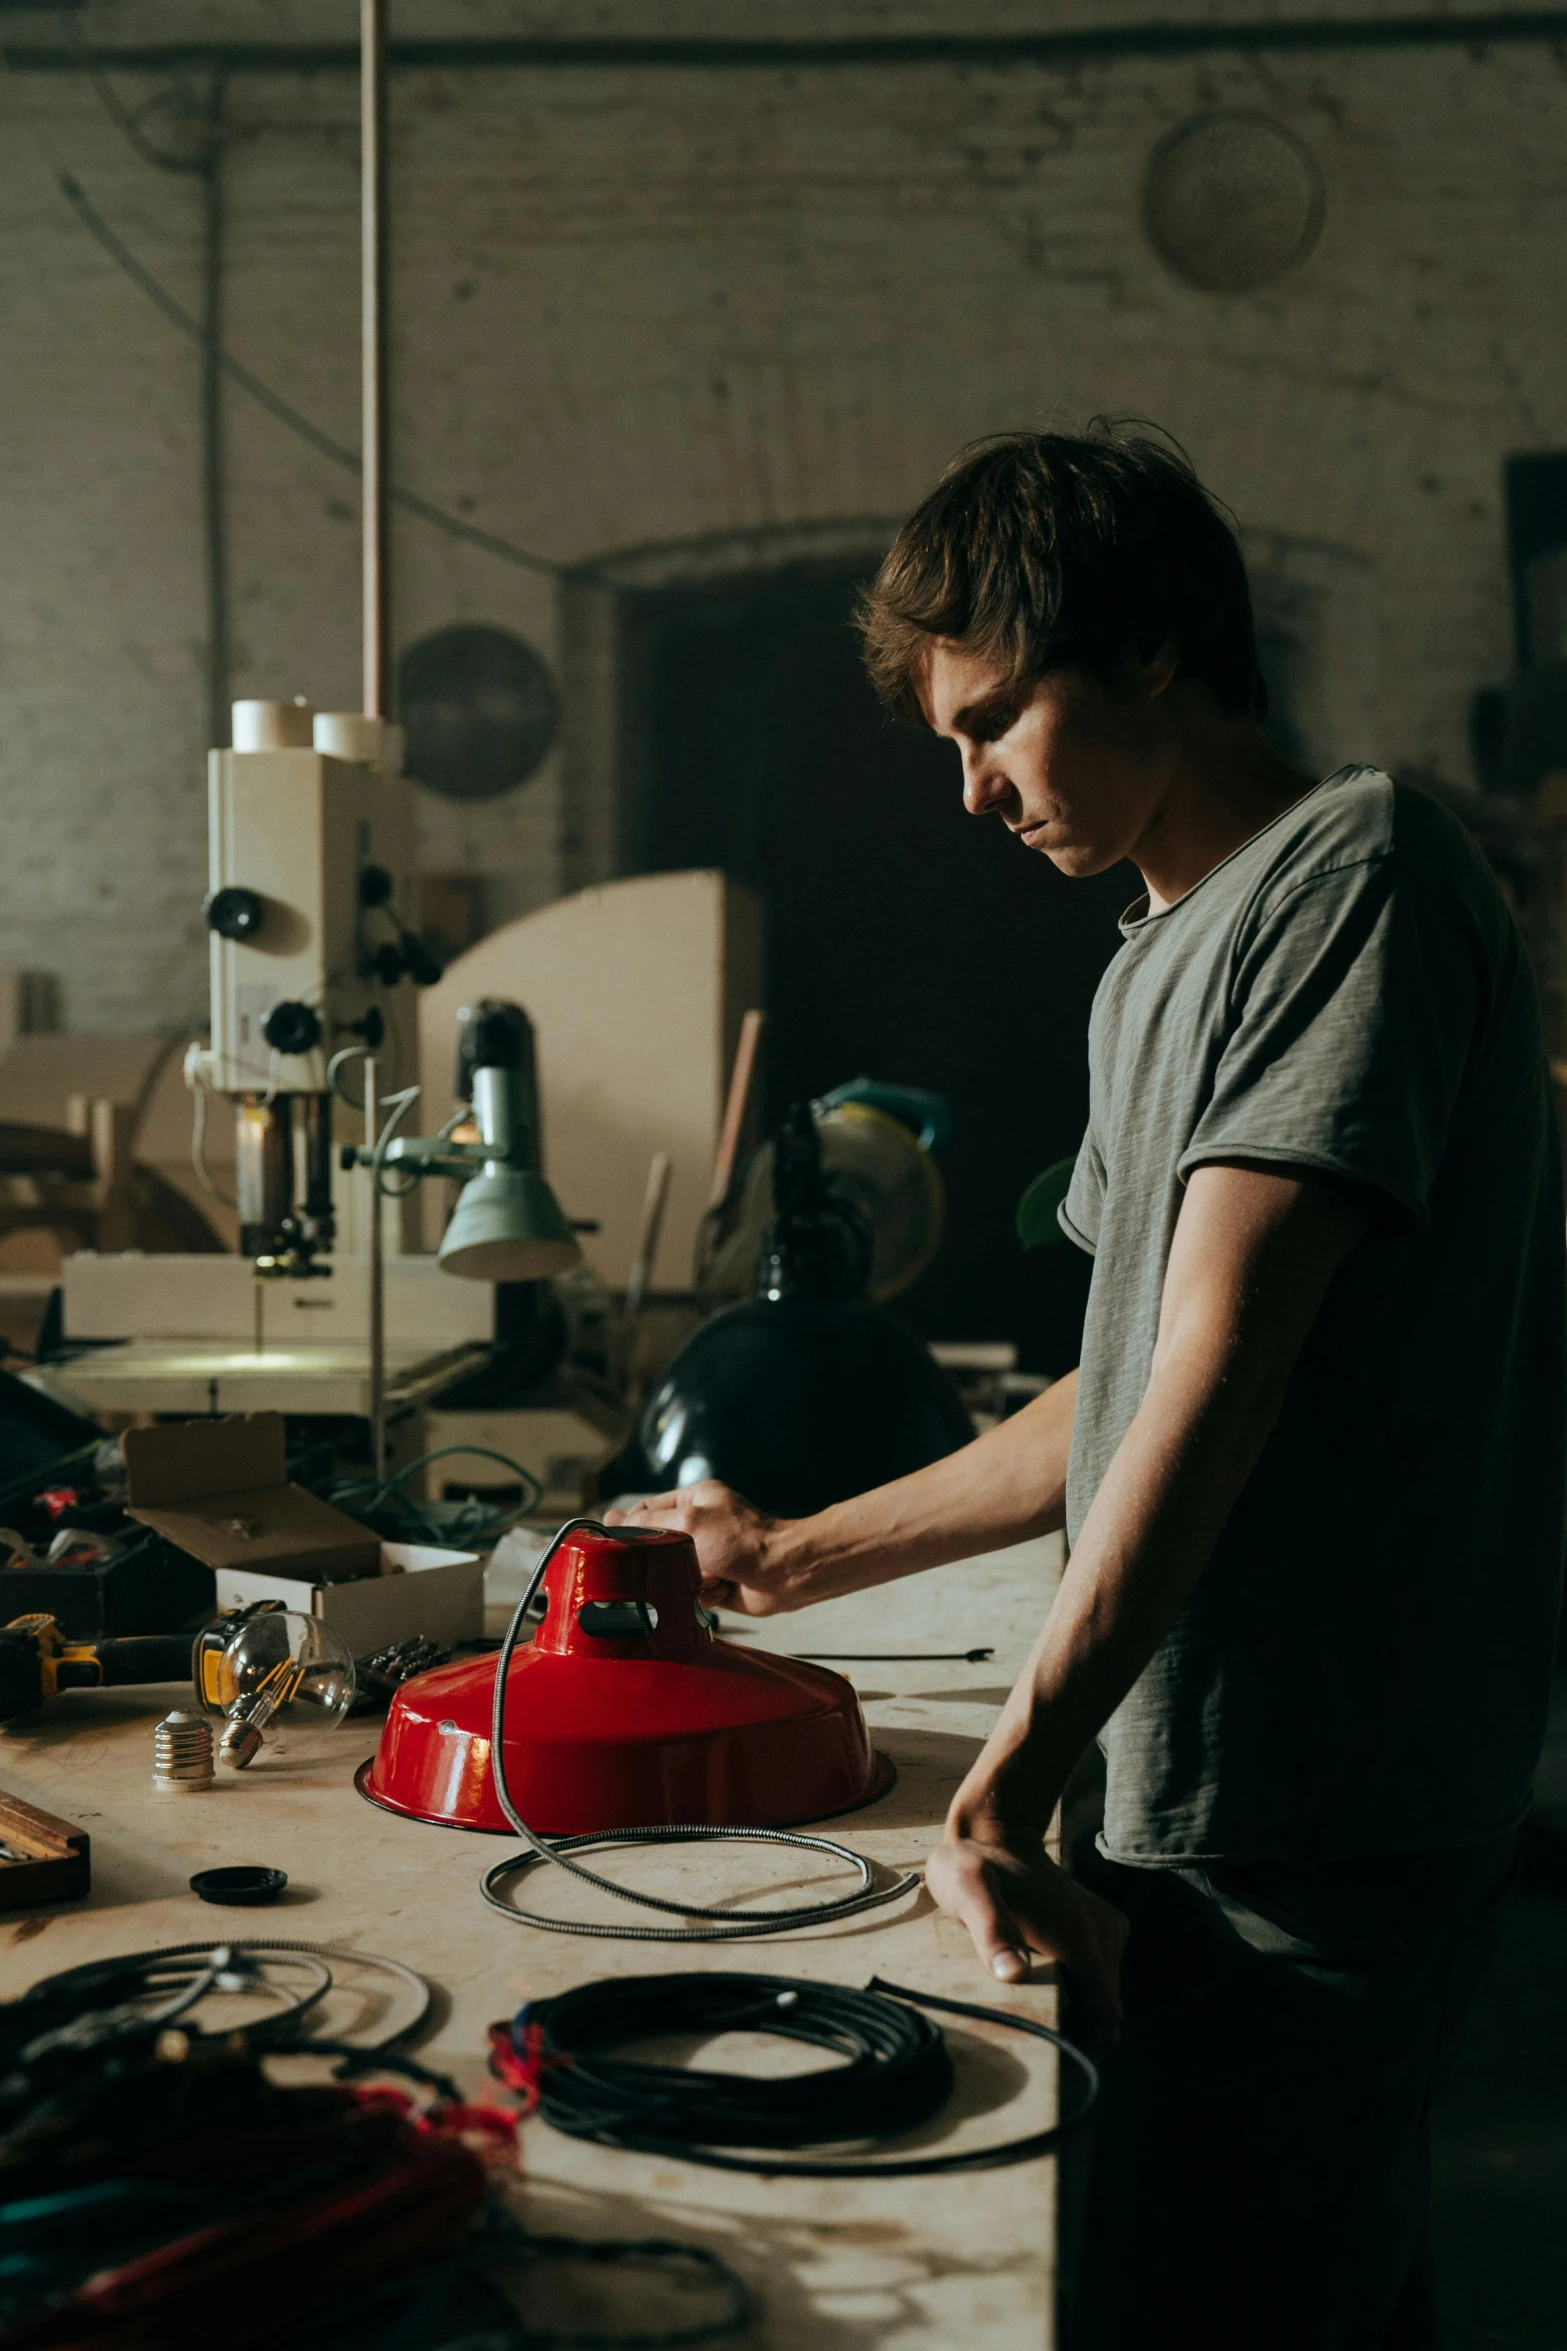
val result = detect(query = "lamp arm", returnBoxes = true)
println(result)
[347,1135,496,1178]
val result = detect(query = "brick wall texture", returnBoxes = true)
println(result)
[1,6,1564,1027]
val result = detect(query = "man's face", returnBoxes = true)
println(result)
[923,640,1178,878]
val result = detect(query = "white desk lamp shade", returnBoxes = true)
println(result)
[438,1165,582,1283]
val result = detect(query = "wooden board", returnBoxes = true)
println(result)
[0,1786,89,1909]
[0,1535,1063,2348]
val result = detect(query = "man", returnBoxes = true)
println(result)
[612,428,1566,2347]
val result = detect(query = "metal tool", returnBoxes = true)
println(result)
[0,1615,193,1724]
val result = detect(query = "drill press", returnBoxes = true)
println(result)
[194,695,430,1280]
[28,1,493,1424]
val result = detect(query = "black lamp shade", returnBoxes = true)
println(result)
[611,1296,973,1519]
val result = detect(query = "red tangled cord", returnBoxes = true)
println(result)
[2,2084,518,2351]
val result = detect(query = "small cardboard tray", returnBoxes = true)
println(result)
[124,1415,482,1653]
[123,1414,380,1586]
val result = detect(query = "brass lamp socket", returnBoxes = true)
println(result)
[219,1717,265,1771]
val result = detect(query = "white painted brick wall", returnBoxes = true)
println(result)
[1,11,1564,1027]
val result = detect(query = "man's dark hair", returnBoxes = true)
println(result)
[858,423,1266,724]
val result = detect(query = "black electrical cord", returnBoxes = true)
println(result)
[503,1970,1098,2179]
[326,1444,544,1549]
[12,1948,333,2069]
[790,1647,996,1662]
[1,1953,752,2351]
[267,2037,465,2107]
[15,1938,432,2058]
[480,1519,919,1943]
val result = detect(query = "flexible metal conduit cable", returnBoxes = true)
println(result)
[480,1519,921,1942]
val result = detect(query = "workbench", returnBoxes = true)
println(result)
[0,1534,1067,2348]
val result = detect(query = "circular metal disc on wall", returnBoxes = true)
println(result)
[398,622,559,801]
[1143,111,1324,292]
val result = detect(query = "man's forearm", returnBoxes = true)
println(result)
[947,1337,1289,1834]
[926,1166,1375,1992]
[946,1160,1373,1836]
[763,1369,1078,1606]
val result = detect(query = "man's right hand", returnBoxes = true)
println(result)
[603,1483,800,1614]
[600,1372,1077,1624]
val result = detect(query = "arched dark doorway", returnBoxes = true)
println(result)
[620,561,1128,1371]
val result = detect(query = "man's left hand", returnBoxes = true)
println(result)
[925,1819,1129,2040]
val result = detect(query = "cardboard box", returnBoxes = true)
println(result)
[213,1541,483,1652]
[124,1414,379,1585]
[122,1414,482,1651]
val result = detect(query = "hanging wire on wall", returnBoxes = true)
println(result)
[58,172,571,584]
[0,36,576,589]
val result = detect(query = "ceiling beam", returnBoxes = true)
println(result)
[4,13,1567,76]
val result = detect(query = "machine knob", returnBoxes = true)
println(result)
[205,886,265,942]
[261,1000,323,1056]
[400,929,444,988]
[348,1007,386,1049]
[359,864,395,908]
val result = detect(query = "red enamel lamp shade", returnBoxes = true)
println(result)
[358,1526,887,1835]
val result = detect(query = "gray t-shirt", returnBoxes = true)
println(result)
[1062,766,1566,1865]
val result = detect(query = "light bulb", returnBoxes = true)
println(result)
[198,1609,356,1770]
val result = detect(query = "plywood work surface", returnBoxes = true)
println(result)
[0,1534,1064,2349]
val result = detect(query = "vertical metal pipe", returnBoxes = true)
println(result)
[362,8,390,1473]
[361,0,391,720]
[201,72,230,750]
[365,1057,386,1480]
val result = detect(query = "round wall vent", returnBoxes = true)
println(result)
[397,623,559,802]
[1143,111,1324,292]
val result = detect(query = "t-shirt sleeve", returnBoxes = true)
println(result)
[1178,855,1480,1218]
[1060,1124,1105,1253]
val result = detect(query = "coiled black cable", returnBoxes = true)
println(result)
[503,1970,1098,2178]
[480,1519,919,1942]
